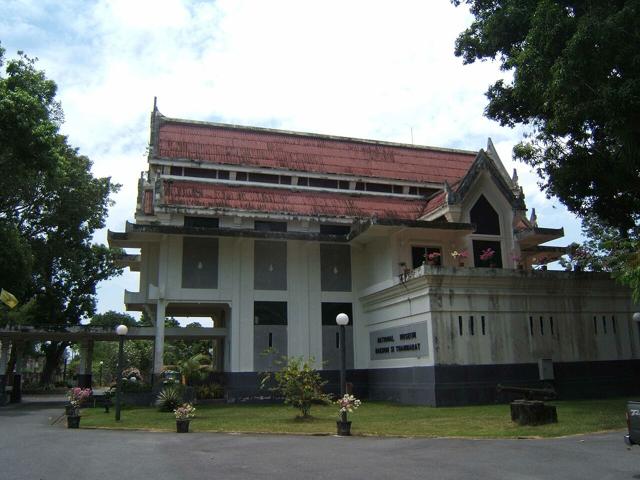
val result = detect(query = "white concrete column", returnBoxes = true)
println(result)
[153,300,166,375]
[78,341,89,375]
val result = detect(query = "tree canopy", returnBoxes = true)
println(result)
[452,1,640,298]
[452,0,640,231]
[0,44,122,382]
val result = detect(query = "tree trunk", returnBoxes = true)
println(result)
[40,342,67,386]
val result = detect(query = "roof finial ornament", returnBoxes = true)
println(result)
[512,168,519,185]
[153,96,158,112]
[530,208,538,227]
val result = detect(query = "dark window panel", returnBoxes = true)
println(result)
[355,182,365,191]
[254,301,288,325]
[470,195,501,235]
[184,217,220,229]
[254,220,287,232]
[320,225,351,235]
[217,170,230,180]
[321,303,353,326]
[236,172,248,181]
[280,176,292,185]
[184,167,218,179]
[181,237,218,289]
[249,172,279,184]
[309,178,338,189]
[254,240,287,290]
[366,183,392,193]
[320,244,351,292]
[170,166,183,176]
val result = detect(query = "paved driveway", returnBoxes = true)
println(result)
[0,403,637,480]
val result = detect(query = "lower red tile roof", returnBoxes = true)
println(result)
[157,120,477,184]
[162,181,427,220]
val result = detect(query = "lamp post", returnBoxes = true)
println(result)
[99,361,104,387]
[115,324,128,421]
[336,313,349,425]
[633,312,640,323]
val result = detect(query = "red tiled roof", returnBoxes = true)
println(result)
[156,120,476,184]
[162,181,427,220]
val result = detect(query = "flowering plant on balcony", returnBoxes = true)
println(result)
[479,248,495,261]
[451,249,468,266]
[424,251,441,265]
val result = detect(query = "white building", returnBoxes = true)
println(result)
[108,105,640,405]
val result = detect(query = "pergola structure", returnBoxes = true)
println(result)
[0,325,223,405]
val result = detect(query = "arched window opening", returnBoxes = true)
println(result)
[470,195,500,235]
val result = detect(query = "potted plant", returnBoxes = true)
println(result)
[480,248,496,268]
[451,249,468,267]
[425,251,441,266]
[65,387,92,429]
[336,394,361,436]
[174,403,196,433]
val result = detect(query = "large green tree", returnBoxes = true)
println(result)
[452,1,640,295]
[452,0,640,229]
[0,44,122,383]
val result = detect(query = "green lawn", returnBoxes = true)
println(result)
[78,398,627,438]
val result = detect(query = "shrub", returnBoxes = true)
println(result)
[260,356,330,419]
[195,383,224,400]
[156,385,183,412]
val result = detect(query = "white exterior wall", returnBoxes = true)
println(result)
[131,233,359,372]
[361,268,640,368]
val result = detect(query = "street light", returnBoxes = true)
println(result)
[99,361,104,387]
[633,312,640,323]
[115,324,128,421]
[335,313,349,415]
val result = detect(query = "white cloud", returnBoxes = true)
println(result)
[1,0,584,314]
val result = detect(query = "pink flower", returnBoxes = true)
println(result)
[480,248,495,261]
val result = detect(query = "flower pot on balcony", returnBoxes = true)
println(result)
[336,420,352,436]
[67,415,81,429]
[176,419,190,433]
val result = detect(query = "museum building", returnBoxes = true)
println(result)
[108,105,640,405]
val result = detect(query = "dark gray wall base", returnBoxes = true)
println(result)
[225,370,370,403]
[368,367,436,405]
[432,360,640,406]
[0,375,6,406]
[76,374,92,389]
[224,359,640,406]
[122,391,154,407]
[9,374,21,403]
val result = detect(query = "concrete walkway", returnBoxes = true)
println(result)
[0,403,637,480]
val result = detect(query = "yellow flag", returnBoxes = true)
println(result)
[0,289,18,309]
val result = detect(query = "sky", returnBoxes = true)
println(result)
[1,0,583,318]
